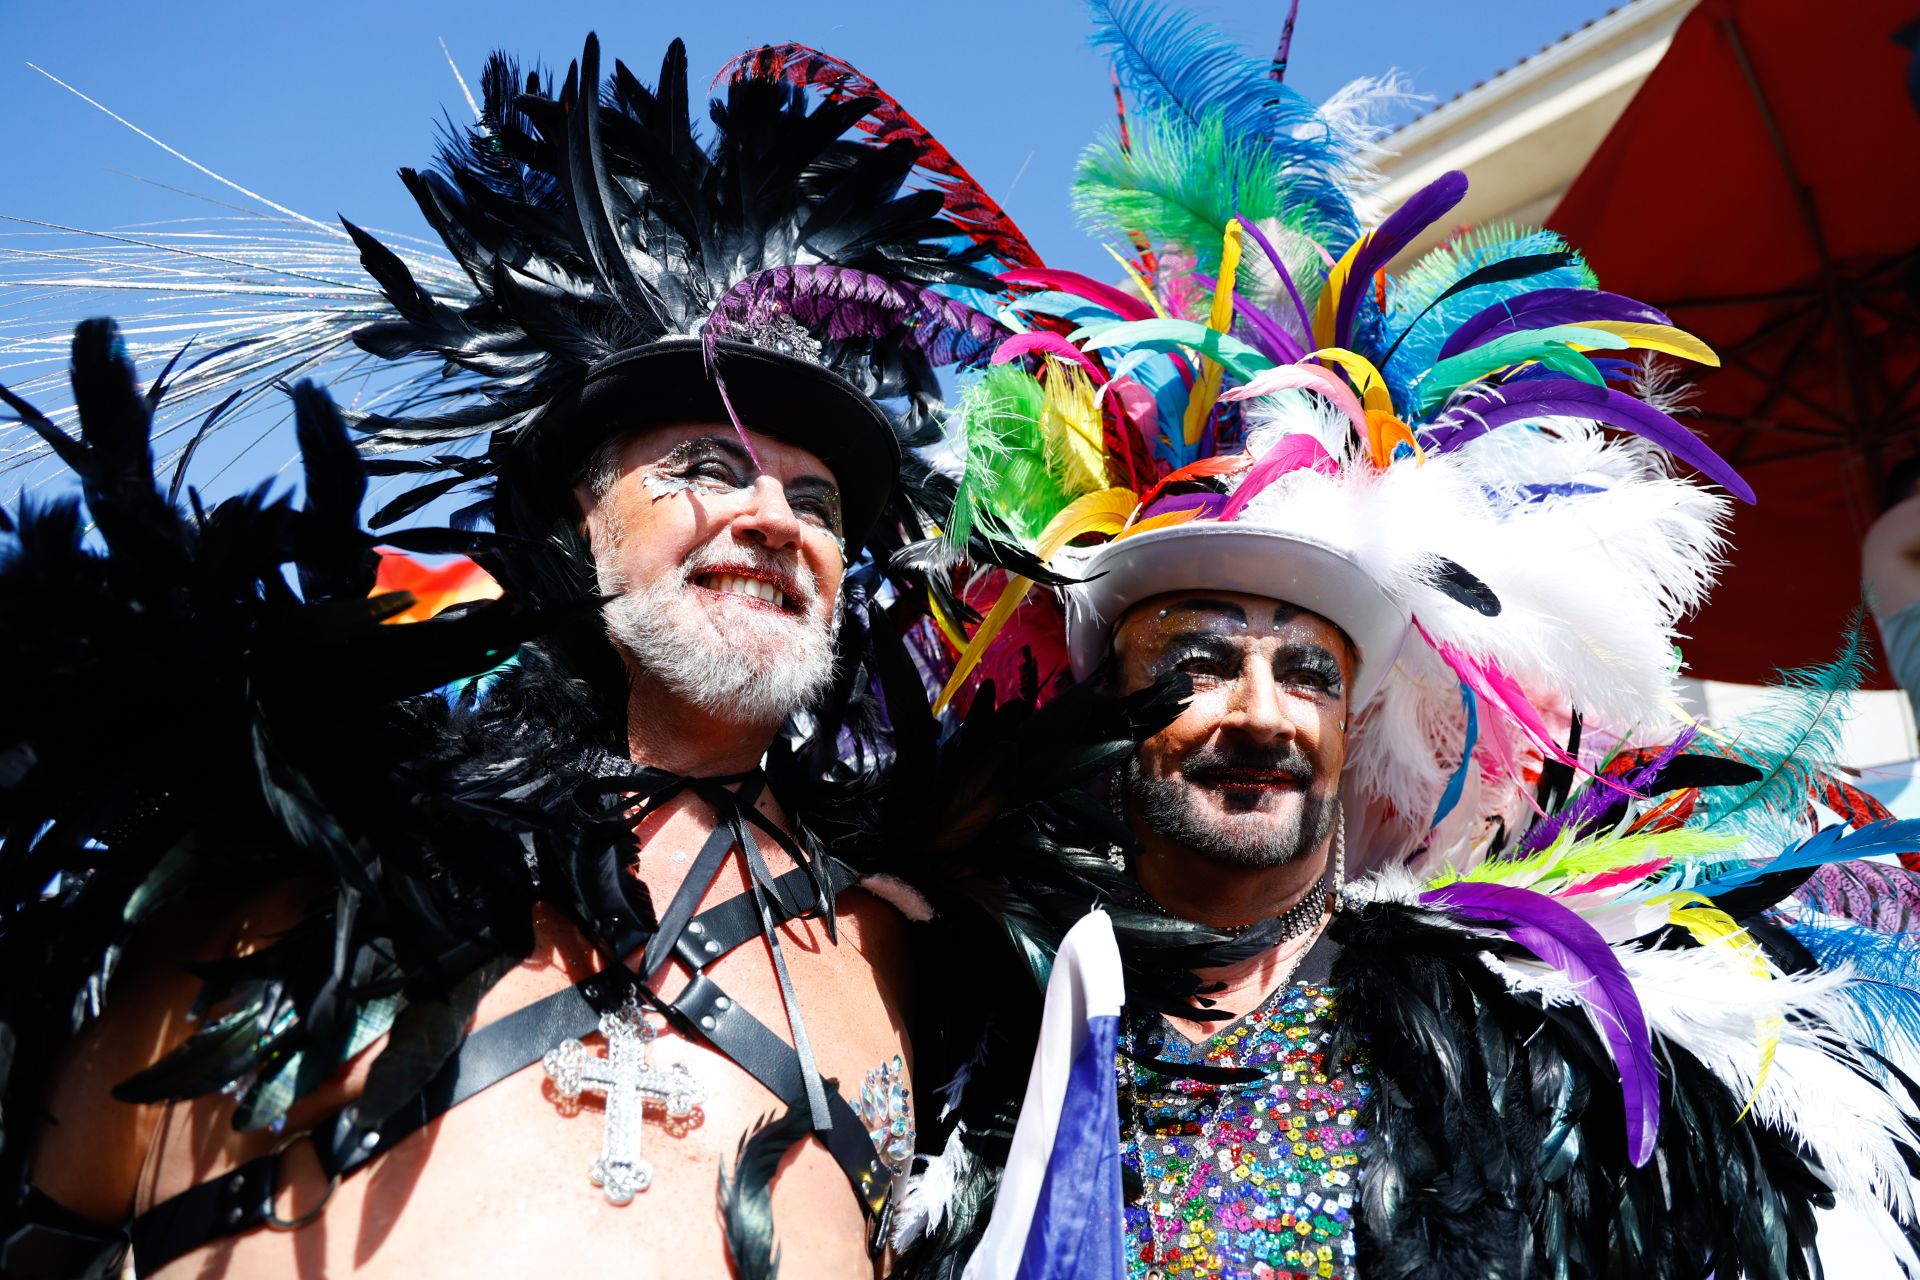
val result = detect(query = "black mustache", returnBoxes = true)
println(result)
[1180,748,1314,781]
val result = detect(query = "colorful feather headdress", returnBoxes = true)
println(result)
[924,0,1747,873]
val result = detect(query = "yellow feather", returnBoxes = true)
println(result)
[1040,362,1109,495]
[1313,234,1368,350]
[1574,321,1720,367]
[1307,346,1396,416]
[931,488,1141,713]
[1181,221,1246,446]
[926,585,967,652]
[1102,244,1169,321]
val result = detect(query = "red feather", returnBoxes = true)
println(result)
[1815,773,1917,870]
[719,44,1043,270]
[1818,772,1895,828]
[1136,452,1251,511]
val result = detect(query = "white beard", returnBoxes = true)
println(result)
[598,543,840,728]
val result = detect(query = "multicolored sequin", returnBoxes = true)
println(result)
[1119,984,1368,1280]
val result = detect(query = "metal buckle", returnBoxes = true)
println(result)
[263,1130,341,1231]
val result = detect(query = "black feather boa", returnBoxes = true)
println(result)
[896,887,1843,1280]
[1324,900,1831,1280]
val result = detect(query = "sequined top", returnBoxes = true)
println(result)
[1118,982,1369,1280]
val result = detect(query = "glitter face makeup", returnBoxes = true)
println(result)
[639,436,844,551]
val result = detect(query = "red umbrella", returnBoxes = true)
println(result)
[1551,0,1920,686]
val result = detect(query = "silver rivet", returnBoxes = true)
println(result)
[227,1206,244,1224]
[361,1131,380,1150]
[703,940,721,955]
[714,996,731,1010]
[700,1015,716,1031]
[687,921,705,936]
[228,1173,247,1193]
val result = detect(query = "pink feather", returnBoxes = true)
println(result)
[1000,268,1155,322]
[1421,625,1574,769]
[1220,363,1368,447]
[1217,435,1337,522]
[992,332,1108,384]
[1563,859,1673,897]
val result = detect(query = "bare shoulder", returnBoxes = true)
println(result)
[28,881,323,1224]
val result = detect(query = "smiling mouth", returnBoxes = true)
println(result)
[1189,769,1307,792]
[691,569,798,614]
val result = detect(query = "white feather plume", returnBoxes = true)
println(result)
[891,1121,975,1250]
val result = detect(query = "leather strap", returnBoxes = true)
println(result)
[125,857,880,1275]
[668,972,893,1227]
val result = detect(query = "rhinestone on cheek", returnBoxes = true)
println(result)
[1119,984,1369,1280]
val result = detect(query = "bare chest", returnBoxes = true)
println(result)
[139,878,910,1279]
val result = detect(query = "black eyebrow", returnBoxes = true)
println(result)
[1159,629,1244,654]
[678,436,838,496]
[785,474,841,499]
[1155,598,1249,624]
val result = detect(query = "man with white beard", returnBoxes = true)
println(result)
[3,32,1016,1280]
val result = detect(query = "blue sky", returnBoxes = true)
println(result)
[1,0,1617,500]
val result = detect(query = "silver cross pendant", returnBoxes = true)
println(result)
[543,999,703,1204]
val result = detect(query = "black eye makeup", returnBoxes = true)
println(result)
[1145,633,1245,682]
[640,436,845,544]
[1275,645,1345,695]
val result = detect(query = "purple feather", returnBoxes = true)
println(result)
[1424,378,1756,503]
[1437,289,1675,361]
[1142,490,1228,521]
[1516,730,1695,856]
[1235,216,1315,346]
[1233,295,1304,364]
[1802,862,1920,931]
[1421,881,1660,1166]
[707,264,1010,369]
[1193,269,1303,364]
[1333,170,1469,350]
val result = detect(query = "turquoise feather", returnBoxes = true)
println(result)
[1691,621,1869,867]
[1087,0,1358,249]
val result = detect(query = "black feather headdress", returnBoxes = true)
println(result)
[345,33,1011,566]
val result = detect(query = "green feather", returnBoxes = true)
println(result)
[1073,108,1340,278]
[946,366,1076,551]
[1414,325,1627,413]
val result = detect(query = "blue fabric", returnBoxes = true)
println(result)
[1015,1012,1127,1280]
[1879,599,1920,725]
